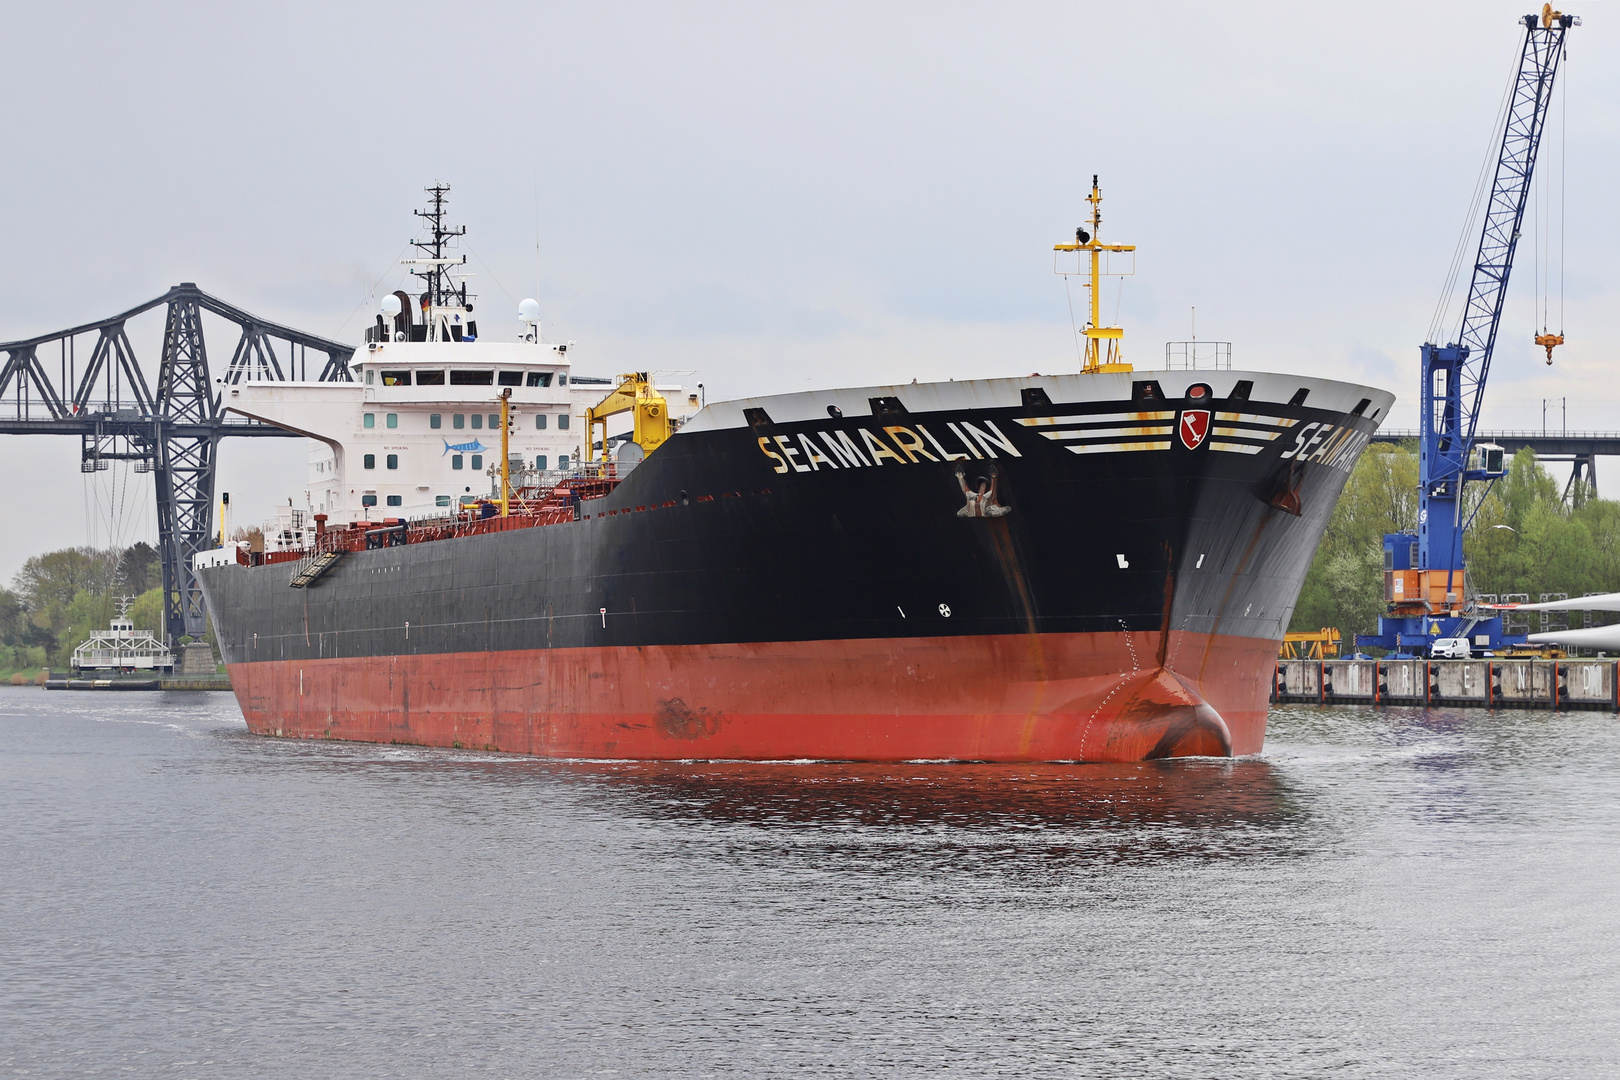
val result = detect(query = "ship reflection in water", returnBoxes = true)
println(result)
[562,758,1306,865]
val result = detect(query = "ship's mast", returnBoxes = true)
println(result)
[1054,176,1136,374]
[499,388,512,518]
[409,182,469,309]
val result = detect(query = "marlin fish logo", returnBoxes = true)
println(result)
[442,437,487,455]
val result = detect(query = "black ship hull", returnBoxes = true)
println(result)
[198,371,1390,760]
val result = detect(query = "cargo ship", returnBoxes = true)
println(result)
[196,183,1392,761]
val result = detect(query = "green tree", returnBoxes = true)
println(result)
[128,587,165,637]
[1295,443,1620,643]
[1462,448,1620,599]
[0,585,55,656]
[1290,442,1418,638]
[117,543,162,594]
[12,547,119,629]
[0,587,25,645]
[53,590,117,668]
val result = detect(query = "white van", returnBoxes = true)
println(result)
[1430,637,1472,659]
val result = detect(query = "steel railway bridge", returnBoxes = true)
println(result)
[0,285,353,645]
[1369,429,1620,499]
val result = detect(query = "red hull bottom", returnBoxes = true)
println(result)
[226,631,1277,762]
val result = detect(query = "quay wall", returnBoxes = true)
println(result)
[1273,658,1618,711]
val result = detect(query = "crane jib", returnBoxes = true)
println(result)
[1360,9,1578,659]
[1420,14,1571,572]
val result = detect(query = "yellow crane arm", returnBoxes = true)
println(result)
[584,373,672,463]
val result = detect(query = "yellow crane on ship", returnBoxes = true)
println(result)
[493,374,673,518]
[584,373,673,466]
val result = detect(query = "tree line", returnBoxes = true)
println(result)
[1291,443,1620,641]
[0,544,163,674]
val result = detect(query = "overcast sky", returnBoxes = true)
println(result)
[2,0,1616,582]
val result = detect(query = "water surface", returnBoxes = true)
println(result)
[2,690,1616,1078]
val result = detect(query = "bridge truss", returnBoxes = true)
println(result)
[0,284,354,645]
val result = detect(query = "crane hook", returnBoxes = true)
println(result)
[1535,332,1563,364]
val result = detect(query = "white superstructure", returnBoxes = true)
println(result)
[221,185,700,529]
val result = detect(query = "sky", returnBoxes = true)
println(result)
[2,0,1617,583]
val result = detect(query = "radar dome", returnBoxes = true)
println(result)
[380,294,402,317]
[518,298,542,323]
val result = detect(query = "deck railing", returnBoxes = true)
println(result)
[1164,341,1231,370]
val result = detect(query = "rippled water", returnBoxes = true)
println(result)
[2,690,1617,1078]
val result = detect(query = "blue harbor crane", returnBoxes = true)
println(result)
[1358,7,1577,658]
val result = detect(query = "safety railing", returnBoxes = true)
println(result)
[1163,341,1231,370]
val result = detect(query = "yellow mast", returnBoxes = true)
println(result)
[1053,176,1135,374]
[499,387,512,517]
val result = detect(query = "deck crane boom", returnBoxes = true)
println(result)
[1360,7,1576,658]
[583,373,673,468]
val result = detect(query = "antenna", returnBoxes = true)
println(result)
[410,182,469,308]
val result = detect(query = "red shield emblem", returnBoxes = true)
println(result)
[1179,409,1211,450]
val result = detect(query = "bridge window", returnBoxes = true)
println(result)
[526,372,552,387]
[471,455,483,470]
[498,371,523,386]
[363,413,375,429]
[559,374,568,385]
[452,413,465,429]
[535,455,547,470]
[488,414,499,429]
[557,413,570,430]
[452,455,463,470]
[435,495,451,507]
[386,413,397,429]
[386,495,402,506]
[361,494,377,507]
[450,370,493,385]
[558,455,568,469]
[535,414,547,430]
[386,454,398,470]
[363,454,375,469]
[380,370,411,386]
[429,414,441,429]
[415,370,445,386]
[365,370,374,385]
[470,414,482,429]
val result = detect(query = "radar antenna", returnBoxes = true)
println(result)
[409,183,469,308]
